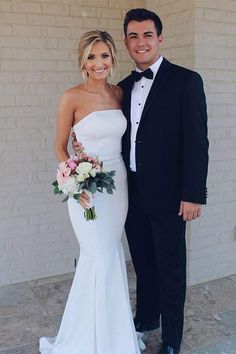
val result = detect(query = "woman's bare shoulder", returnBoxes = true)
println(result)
[60,85,85,105]
[64,85,84,98]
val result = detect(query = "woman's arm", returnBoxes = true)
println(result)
[113,85,123,106]
[55,90,75,162]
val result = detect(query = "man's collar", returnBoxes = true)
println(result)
[135,55,163,78]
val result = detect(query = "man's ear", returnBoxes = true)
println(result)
[158,34,164,46]
[124,37,128,49]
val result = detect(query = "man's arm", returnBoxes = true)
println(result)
[180,72,209,220]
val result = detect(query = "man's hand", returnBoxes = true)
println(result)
[178,201,202,221]
[71,132,80,154]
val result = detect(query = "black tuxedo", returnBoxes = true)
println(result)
[118,58,209,348]
[120,58,208,211]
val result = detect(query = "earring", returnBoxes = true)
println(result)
[109,67,114,78]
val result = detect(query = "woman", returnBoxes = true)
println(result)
[39,30,142,354]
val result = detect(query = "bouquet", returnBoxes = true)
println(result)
[52,142,116,221]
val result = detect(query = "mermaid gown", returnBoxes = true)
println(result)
[39,109,142,354]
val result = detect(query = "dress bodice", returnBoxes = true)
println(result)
[73,109,127,164]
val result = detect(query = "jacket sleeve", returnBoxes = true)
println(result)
[181,72,209,204]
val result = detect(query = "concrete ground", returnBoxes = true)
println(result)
[1,262,236,354]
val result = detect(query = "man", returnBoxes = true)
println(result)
[118,8,208,354]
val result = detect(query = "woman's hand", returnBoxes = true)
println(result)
[79,191,91,209]
[71,132,81,155]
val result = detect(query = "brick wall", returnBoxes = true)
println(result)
[189,0,236,285]
[1,0,236,286]
[147,0,195,69]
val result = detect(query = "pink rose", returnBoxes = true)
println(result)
[66,157,77,171]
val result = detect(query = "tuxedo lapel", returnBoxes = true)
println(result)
[122,76,134,123]
[139,58,171,124]
[122,76,134,145]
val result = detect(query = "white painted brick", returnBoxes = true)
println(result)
[42,48,71,60]
[57,38,77,49]
[227,127,236,138]
[58,61,77,72]
[0,36,28,48]
[46,26,70,38]
[13,48,42,59]
[227,35,236,47]
[28,14,56,26]
[1,60,30,72]
[225,11,236,23]
[214,22,236,35]
[226,59,236,70]
[28,61,58,72]
[203,9,226,22]
[70,27,85,40]
[69,5,98,17]
[1,12,28,25]
[12,24,42,37]
[0,1,12,12]
[100,8,122,19]
[28,37,57,49]
[0,96,15,106]
[224,191,236,202]
[0,48,14,59]
[215,70,236,81]
[196,0,236,12]
[12,1,42,14]
[0,24,12,35]
[214,138,235,150]
[55,16,84,27]
[42,3,69,16]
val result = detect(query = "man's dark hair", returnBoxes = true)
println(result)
[124,8,163,37]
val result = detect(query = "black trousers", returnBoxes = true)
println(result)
[125,172,186,349]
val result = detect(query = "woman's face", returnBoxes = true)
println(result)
[84,41,113,81]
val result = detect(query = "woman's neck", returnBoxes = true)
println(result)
[83,78,110,93]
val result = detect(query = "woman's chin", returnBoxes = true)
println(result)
[89,73,109,81]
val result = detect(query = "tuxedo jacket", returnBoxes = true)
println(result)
[119,58,209,213]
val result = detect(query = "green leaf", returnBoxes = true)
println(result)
[54,185,63,195]
[90,181,97,193]
[77,183,84,192]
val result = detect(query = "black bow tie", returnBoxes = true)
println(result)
[131,68,154,82]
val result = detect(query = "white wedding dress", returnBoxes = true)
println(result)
[39,110,142,354]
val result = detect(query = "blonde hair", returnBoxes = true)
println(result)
[78,30,117,80]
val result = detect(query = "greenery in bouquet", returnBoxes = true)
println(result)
[52,142,116,220]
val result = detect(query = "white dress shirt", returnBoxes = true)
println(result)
[130,55,163,172]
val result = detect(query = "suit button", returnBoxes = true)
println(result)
[137,162,142,167]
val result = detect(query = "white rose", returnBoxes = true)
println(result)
[90,168,96,177]
[76,174,86,183]
[76,162,93,175]
[60,176,78,195]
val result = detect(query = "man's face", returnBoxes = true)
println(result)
[124,19,163,71]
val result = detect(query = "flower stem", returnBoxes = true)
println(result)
[84,206,96,221]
